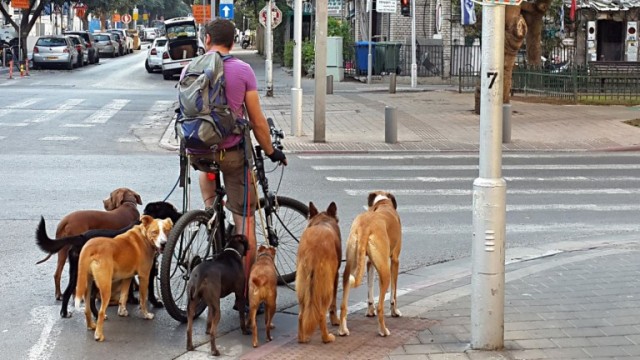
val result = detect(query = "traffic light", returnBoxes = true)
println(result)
[401,0,411,16]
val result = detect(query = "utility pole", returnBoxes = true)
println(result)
[410,0,417,88]
[366,0,372,84]
[313,0,328,142]
[470,0,507,351]
[265,0,274,97]
[291,0,303,136]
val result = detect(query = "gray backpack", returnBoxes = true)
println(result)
[176,52,244,151]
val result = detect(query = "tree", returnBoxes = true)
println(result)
[0,0,65,61]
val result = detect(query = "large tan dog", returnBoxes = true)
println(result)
[339,191,402,337]
[74,215,172,342]
[296,202,342,344]
[38,187,142,300]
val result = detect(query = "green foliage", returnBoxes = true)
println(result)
[302,40,315,74]
[328,17,354,61]
[284,40,294,68]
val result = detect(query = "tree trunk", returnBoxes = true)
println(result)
[503,6,527,103]
[82,13,89,31]
[521,0,553,66]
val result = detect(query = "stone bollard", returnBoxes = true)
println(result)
[385,106,397,144]
[326,75,333,94]
[389,73,397,94]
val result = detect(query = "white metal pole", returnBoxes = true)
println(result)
[410,0,417,88]
[265,0,274,97]
[470,1,506,351]
[367,0,372,84]
[291,0,303,136]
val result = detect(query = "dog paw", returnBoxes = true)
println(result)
[322,333,336,343]
[378,327,390,337]
[365,311,376,317]
[94,332,104,342]
[338,326,350,336]
[87,323,97,331]
[391,309,402,317]
[143,312,155,320]
[211,349,220,356]
[187,344,194,351]
[118,306,129,317]
[252,341,258,348]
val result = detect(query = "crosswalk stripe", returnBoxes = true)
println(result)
[40,136,79,141]
[61,124,95,128]
[84,99,130,124]
[327,176,640,183]
[404,223,640,235]
[27,99,84,123]
[314,164,640,171]
[399,204,640,213]
[0,122,28,126]
[299,153,640,160]
[0,98,42,118]
[345,189,640,196]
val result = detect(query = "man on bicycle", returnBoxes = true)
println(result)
[188,19,287,295]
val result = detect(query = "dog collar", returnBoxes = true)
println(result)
[224,247,242,259]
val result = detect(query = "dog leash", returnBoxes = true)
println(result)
[162,176,180,202]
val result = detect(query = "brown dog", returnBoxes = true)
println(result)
[296,202,342,344]
[248,245,277,348]
[74,215,171,342]
[339,191,402,337]
[39,187,142,300]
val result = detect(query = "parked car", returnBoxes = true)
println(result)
[143,28,157,42]
[145,37,167,73]
[65,34,88,67]
[32,35,78,70]
[93,32,120,58]
[108,29,133,54]
[108,32,126,56]
[64,30,99,64]
[161,17,204,80]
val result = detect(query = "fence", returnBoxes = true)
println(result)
[345,43,446,77]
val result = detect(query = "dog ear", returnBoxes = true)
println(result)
[327,202,338,219]
[367,192,378,207]
[140,214,153,226]
[308,202,318,218]
[268,246,276,257]
[387,192,397,209]
[258,244,267,253]
[133,191,142,205]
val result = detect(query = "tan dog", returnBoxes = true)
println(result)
[339,191,402,337]
[296,202,342,344]
[74,215,172,342]
[38,187,142,300]
[247,245,278,348]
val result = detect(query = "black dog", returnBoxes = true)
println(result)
[186,234,250,356]
[35,201,182,318]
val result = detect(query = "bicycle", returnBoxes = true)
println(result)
[160,118,309,323]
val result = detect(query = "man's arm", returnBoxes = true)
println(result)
[244,89,287,165]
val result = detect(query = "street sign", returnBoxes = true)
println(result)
[143,13,149,21]
[112,13,121,23]
[191,5,212,24]
[133,8,139,21]
[376,0,396,13]
[12,0,30,9]
[219,0,234,20]
[483,0,522,5]
[121,13,132,24]
[259,3,282,29]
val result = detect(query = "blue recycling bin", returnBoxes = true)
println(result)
[355,41,376,75]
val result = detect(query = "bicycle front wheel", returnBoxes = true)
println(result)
[256,196,308,285]
[160,209,224,323]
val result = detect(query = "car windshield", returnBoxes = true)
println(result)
[36,38,67,46]
[94,35,110,41]
[166,24,196,40]
[155,39,167,47]
[111,34,121,40]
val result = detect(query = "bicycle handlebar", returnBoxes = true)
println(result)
[266,117,284,151]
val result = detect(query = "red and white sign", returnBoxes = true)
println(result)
[121,13,132,24]
[259,4,282,29]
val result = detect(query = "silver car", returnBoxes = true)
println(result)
[65,34,88,67]
[32,36,78,70]
[94,33,120,58]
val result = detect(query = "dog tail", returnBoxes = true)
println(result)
[35,217,86,262]
[349,226,370,288]
[74,251,92,309]
[296,256,336,341]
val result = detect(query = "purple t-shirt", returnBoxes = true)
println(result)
[180,51,258,149]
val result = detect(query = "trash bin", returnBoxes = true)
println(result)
[376,42,402,74]
[355,41,376,75]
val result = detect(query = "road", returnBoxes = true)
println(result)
[0,46,639,359]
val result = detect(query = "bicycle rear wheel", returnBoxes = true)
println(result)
[160,208,224,323]
[256,196,308,285]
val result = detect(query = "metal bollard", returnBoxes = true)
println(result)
[389,73,397,94]
[8,59,13,79]
[502,103,511,143]
[385,106,397,144]
[326,75,333,95]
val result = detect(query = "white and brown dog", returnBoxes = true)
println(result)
[74,215,172,342]
[339,191,402,337]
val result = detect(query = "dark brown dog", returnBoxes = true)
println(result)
[296,202,342,344]
[248,245,277,348]
[186,235,250,356]
[38,188,142,300]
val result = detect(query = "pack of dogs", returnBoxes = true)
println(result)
[34,188,402,356]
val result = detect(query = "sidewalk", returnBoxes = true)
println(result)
[161,50,640,153]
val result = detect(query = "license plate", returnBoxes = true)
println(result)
[180,61,190,66]
[46,56,57,60]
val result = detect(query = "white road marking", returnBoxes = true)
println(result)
[0,136,5,140]
[314,164,640,171]
[404,223,640,235]
[40,136,79,141]
[27,98,84,123]
[0,98,42,117]
[61,124,95,128]
[299,153,640,160]
[0,122,28,126]
[117,137,139,142]
[84,99,130,124]
[398,204,640,213]
[327,176,640,183]
[27,306,60,360]
[346,188,640,196]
